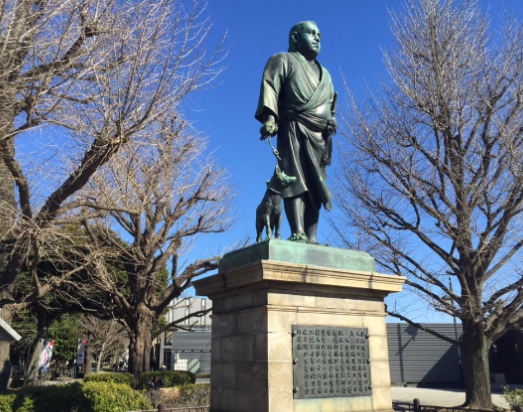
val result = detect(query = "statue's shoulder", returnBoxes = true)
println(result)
[267,52,289,62]
[318,61,331,76]
[264,53,292,73]
[319,63,333,84]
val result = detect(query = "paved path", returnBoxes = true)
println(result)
[391,387,509,409]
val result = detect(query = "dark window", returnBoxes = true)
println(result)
[164,331,173,346]
[163,349,172,370]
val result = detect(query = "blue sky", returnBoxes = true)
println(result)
[181,0,523,321]
[187,0,523,248]
[188,0,396,250]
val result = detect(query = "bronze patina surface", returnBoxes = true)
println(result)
[218,238,375,274]
[256,21,337,244]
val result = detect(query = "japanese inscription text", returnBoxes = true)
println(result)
[292,325,371,399]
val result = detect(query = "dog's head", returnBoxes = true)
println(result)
[267,165,296,193]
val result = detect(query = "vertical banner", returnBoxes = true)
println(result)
[38,340,54,372]
[76,339,86,366]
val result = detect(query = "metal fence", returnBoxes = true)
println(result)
[393,398,521,412]
[125,406,209,412]
[10,365,77,380]
[139,399,522,412]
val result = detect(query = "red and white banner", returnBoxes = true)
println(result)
[38,340,54,372]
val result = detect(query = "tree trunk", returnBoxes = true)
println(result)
[127,308,153,387]
[96,341,106,373]
[112,350,118,371]
[462,320,492,408]
[96,353,102,373]
[24,309,50,386]
[0,99,19,393]
[84,332,93,376]
[0,146,16,393]
[24,339,42,387]
[0,305,13,393]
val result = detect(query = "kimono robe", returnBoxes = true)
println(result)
[255,51,334,211]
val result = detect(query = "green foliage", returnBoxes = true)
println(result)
[156,267,169,298]
[83,372,133,386]
[23,384,85,412]
[0,381,151,412]
[152,267,170,336]
[81,381,151,412]
[0,384,84,412]
[10,310,37,365]
[0,394,13,412]
[0,393,34,412]
[48,315,79,363]
[503,385,523,409]
[138,370,195,389]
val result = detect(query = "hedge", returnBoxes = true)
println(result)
[0,393,34,412]
[0,381,151,412]
[0,384,85,412]
[81,381,151,412]
[138,370,195,389]
[83,372,133,386]
[503,385,523,409]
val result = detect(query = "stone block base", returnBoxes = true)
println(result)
[194,242,404,412]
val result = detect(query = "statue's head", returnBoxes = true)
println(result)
[288,21,321,59]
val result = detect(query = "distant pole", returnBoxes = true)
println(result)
[449,278,464,388]
[158,404,165,412]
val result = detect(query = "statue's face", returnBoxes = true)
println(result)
[295,22,321,58]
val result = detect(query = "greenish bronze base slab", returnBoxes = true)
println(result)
[218,238,375,273]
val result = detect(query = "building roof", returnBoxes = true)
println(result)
[0,318,21,342]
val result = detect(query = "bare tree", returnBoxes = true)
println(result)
[77,117,233,385]
[15,229,123,385]
[336,0,523,407]
[77,315,128,373]
[152,299,211,340]
[0,0,222,385]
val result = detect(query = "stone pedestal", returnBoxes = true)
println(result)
[193,239,405,412]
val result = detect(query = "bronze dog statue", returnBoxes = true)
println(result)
[256,165,296,242]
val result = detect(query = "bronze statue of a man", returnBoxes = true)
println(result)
[255,21,336,244]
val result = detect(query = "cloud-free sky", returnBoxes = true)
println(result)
[189,0,522,245]
[181,0,523,319]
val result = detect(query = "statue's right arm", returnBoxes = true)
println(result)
[255,53,288,131]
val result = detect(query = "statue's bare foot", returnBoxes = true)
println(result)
[288,233,308,243]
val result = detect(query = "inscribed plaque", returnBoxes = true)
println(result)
[292,325,371,399]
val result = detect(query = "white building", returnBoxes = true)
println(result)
[157,297,212,374]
